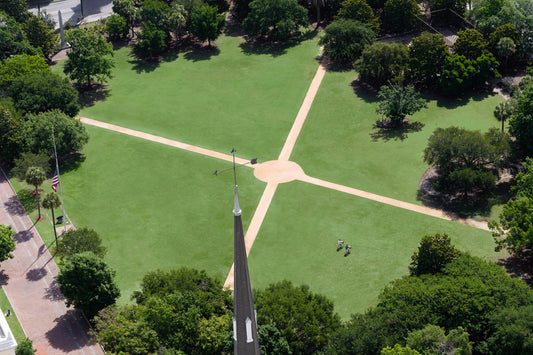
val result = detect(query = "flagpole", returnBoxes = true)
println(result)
[52,127,67,233]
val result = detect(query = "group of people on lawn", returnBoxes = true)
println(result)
[337,239,351,256]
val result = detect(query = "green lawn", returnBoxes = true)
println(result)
[290,70,505,208]
[0,288,26,342]
[248,181,504,317]
[9,34,510,319]
[55,126,265,302]
[80,34,322,162]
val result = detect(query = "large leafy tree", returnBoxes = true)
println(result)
[0,0,28,22]
[112,0,140,37]
[0,99,24,164]
[57,251,120,319]
[64,29,114,87]
[423,127,509,195]
[23,110,89,158]
[453,28,487,60]
[134,21,167,58]
[0,12,40,60]
[0,54,50,89]
[190,5,225,46]
[512,157,533,199]
[11,152,50,181]
[408,32,449,87]
[486,305,533,354]
[319,19,375,64]
[23,14,57,59]
[104,14,129,40]
[509,85,533,155]
[336,0,380,33]
[0,225,16,267]
[497,37,516,72]
[490,197,533,255]
[92,305,160,354]
[141,0,172,33]
[354,42,409,87]
[409,233,461,276]
[7,71,80,117]
[243,0,308,41]
[56,227,107,259]
[25,167,46,220]
[255,280,341,354]
[381,0,420,33]
[439,54,477,96]
[132,268,232,317]
[376,83,426,126]
[406,325,471,355]
[328,255,533,353]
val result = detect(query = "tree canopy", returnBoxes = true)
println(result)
[255,280,341,354]
[7,71,80,117]
[57,252,120,319]
[376,83,427,125]
[64,29,114,86]
[453,29,487,60]
[408,32,449,87]
[190,5,225,46]
[354,42,409,87]
[409,233,461,276]
[23,110,89,158]
[319,19,375,64]
[0,54,50,89]
[336,0,380,33]
[381,0,420,33]
[56,228,107,259]
[0,225,16,267]
[243,0,308,41]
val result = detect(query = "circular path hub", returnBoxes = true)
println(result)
[253,160,305,183]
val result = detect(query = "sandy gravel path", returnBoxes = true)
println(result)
[0,170,103,355]
[79,117,251,166]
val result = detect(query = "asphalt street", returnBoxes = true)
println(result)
[29,0,113,28]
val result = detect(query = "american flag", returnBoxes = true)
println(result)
[52,169,60,192]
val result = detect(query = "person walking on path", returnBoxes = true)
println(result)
[0,169,103,355]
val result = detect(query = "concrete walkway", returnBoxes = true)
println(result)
[0,169,103,355]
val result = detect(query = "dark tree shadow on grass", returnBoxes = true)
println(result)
[498,250,533,286]
[58,153,86,175]
[417,174,513,219]
[370,121,425,142]
[426,89,495,110]
[14,189,36,214]
[77,84,110,108]
[350,79,379,104]
[183,46,221,62]
[239,30,317,57]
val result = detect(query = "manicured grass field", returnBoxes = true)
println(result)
[290,70,505,207]
[248,181,504,317]
[58,126,266,301]
[0,288,26,342]
[12,33,508,319]
[81,34,322,162]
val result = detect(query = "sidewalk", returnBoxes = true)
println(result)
[0,169,103,355]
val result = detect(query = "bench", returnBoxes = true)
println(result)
[56,216,63,225]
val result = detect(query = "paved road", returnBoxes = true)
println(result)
[0,169,103,355]
[29,0,112,29]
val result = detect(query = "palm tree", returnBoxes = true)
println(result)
[493,100,514,132]
[25,167,46,221]
[42,192,62,249]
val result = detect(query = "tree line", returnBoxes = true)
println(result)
[58,232,533,354]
